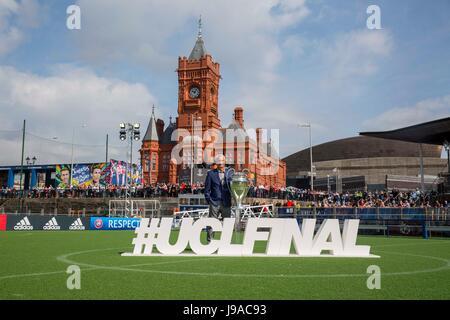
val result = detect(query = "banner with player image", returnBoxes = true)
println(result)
[130,164,142,185]
[110,160,142,186]
[55,164,71,189]
[110,159,127,186]
[72,163,111,188]
[55,160,138,188]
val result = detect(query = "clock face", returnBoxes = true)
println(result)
[189,86,200,99]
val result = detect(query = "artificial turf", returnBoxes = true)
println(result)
[0,230,449,300]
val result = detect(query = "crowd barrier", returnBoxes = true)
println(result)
[275,207,450,238]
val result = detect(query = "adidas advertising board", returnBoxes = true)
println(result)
[69,218,86,230]
[14,216,34,231]
[43,217,61,230]
[5,215,90,231]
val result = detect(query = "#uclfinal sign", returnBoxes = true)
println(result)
[122,218,379,258]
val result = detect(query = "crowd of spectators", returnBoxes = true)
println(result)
[0,184,448,208]
[273,189,448,209]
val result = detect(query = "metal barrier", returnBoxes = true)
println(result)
[273,207,450,239]
[109,199,161,217]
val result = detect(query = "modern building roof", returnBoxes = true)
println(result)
[283,136,443,175]
[360,117,450,145]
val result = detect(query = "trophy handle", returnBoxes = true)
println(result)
[225,167,235,194]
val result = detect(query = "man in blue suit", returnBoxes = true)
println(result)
[204,155,232,243]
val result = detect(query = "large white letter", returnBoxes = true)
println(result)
[311,219,344,256]
[242,219,271,255]
[217,218,244,256]
[189,218,223,255]
[156,218,192,255]
[342,220,371,256]
[270,219,316,256]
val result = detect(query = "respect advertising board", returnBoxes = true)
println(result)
[90,217,142,230]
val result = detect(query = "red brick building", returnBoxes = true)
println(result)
[140,21,286,187]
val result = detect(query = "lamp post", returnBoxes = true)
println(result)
[327,174,330,194]
[190,114,202,189]
[299,123,314,191]
[444,140,450,186]
[333,168,341,193]
[119,122,140,216]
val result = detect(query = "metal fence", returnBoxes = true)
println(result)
[276,207,450,239]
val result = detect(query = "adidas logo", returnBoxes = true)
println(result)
[14,217,34,231]
[43,217,60,230]
[69,218,85,230]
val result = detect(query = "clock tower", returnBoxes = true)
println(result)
[176,17,221,132]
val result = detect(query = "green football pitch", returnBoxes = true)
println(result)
[0,230,449,300]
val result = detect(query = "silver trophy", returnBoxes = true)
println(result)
[228,169,250,232]
[229,171,250,210]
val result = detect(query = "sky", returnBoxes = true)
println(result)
[0,0,449,166]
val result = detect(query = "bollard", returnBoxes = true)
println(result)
[41,208,44,216]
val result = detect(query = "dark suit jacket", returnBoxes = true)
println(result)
[204,168,232,207]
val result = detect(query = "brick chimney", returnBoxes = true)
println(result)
[234,106,244,128]
[256,127,262,146]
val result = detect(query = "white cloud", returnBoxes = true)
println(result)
[73,0,309,84]
[0,0,44,56]
[323,29,393,83]
[362,95,450,131]
[0,65,157,165]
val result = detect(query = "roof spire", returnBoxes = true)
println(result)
[143,105,159,142]
[198,15,202,38]
[189,16,207,60]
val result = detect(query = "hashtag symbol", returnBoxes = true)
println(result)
[132,218,160,255]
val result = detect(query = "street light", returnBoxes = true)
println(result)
[444,140,450,185]
[119,122,141,216]
[299,123,314,191]
[333,167,341,193]
[191,114,202,188]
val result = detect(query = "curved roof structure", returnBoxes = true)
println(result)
[360,117,450,145]
[283,136,443,173]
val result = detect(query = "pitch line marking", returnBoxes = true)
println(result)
[0,247,221,281]
[56,247,450,279]
[1,242,450,282]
